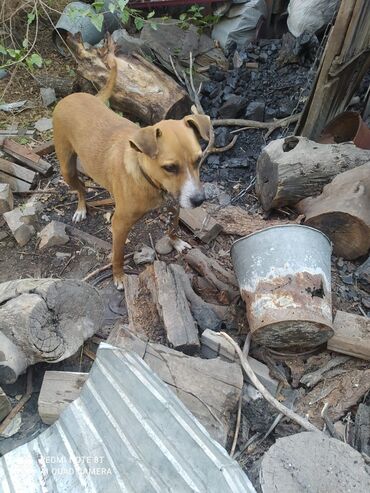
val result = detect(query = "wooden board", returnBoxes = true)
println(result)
[0,157,36,184]
[0,170,32,192]
[33,140,55,157]
[38,371,88,425]
[179,207,223,243]
[327,310,370,360]
[66,224,111,251]
[0,387,11,423]
[2,139,52,175]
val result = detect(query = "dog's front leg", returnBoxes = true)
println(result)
[167,205,191,253]
[111,211,135,290]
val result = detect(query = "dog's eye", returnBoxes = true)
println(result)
[162,164,179,174]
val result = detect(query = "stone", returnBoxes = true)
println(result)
[356,256,370,293]
[218,95,247,119]
[38,221,69,250]
[40,87,56,107]
[218,192,231,206]
[214,127,229,147]
[3,205,37,246]
[204,182,221,200]
[0,183,13,214]
[155,236,173,255]
[133,245,155,265]
[245,100,265,121]
[34,118,53,133]
[260,432,370,493]
[0,69,9,80]
[342,273,354,285]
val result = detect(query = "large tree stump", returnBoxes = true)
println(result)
[0,279,104,384]
[68,36,191,125]
[256,136,370,210]
[297,164,370,259]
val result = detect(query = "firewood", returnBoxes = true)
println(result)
[0,387,11,423]
[0,157,36,192]
[298,164,370,259]
[327,310,370,360]
[179,207,222,243]
[2,139,52,175]
[33,140,55,156]
[255,137,370,210]
[68,36,191,125]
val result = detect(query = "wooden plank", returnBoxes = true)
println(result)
[0,171,32,192]
[2,139,52,175]
[179,207,222,243]
[66,224,111,251]
[38,371,88,425]
[0,157,36,184]
[327,310,370,360]
[33,140,55,157]
[0,387,11,422]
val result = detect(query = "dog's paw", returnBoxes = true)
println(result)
[172,238,191,253]
[73,208,87,223]
[113,274,125,291]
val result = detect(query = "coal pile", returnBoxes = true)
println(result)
[200,38,316,185]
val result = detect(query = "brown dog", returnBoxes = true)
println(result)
[53,61,211,289]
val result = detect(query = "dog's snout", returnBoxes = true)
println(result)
[190,190,205,208]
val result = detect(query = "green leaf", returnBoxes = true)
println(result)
[90,12,104,32]
[118,0,129,10]
[92,0,105,11]
[108,2,116,13]
[134,17,145,31]
[7,48,21,60]
[20,137,29,145]
[0,44,7,56]
[27,11,36,25]
[179,13,187,21]
[150,22,158,30]
[27,53,43,68]
[147,10,155,19]
[120,9,129,24]
[22,38,28,49]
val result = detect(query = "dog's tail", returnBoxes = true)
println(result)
[97,55,117,103]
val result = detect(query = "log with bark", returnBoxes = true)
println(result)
[297,164,370,259]
[0,279,104,384]
[67,35,191,125]
[256,136,370,211]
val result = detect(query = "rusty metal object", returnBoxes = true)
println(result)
[318,111,370,150]
[231,225,333,351]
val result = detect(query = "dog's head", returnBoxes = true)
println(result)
[128,114,211,208]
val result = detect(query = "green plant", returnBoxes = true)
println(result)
[178,5,220,32]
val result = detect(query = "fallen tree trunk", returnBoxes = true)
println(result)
[68,36,191,125]
[297,164,370,259]
[256,136,370,210]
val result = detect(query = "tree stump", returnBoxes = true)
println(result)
[0,279,104,384]
[297,164,370,259]
[68,36,191,125]
[256,136,370,210]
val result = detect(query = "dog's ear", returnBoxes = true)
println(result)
[129,127,162,159]
[184,114,211,141]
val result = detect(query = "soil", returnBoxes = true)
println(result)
[1,10,370,490]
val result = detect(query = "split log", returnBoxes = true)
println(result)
[179,207,222,243]
[298,164,370,259]
[38,371,88,425]
[185,248,239,303]
[0,388,11,423]
[354,404,370,456]
[0,157,36,193]
[0,279,104,384]
[107,324,243,446]
[327,310,370,360]
[256,136,370,210]
[68,36,191,125]
[2,139,52,175]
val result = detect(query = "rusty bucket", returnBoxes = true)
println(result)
[318,111,370,149]
[231,225,333,351]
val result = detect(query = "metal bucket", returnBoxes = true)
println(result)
[231,225,333,350]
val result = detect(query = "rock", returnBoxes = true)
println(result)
[35,118,53,133]
[40,87,56,107]
[245,100,265,121]
[133,245,155,265]
[260,432,370,493]
[342,273,353,285]
[0,183,13,214]
[0,413,21,438]
[356,256,370,293]
[38,221,69,250]
[218,192,231,206]
[0,387,11,422]
[154,236,173,255]
[226,157,250,168]
[214,127,229,147]
[3,205,37,246]
[218,95,247,119]
[204,182,221,200]
[362,295,370,309]
[0,69,9,80]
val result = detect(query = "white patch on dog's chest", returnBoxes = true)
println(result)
[179,171,197,208]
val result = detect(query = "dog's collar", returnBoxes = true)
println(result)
[139,165,168,198]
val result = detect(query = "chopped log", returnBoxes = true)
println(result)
[327,310,370,360]
[179,207,223,243]
[35,74,75,98]
[66,224,111,251]
[298,164,370,259]
[38,371,88,425]
[0,388,11,423]
[68,36,191,125]
[33,140,55,157]
[256,136,370,210]
[107,324,243,446]
[0,171,32,193]
[354,403,370,456]
[2,139,52,175]
[0,279,104,384]
[0,157,36,185]
[185,248,239,302]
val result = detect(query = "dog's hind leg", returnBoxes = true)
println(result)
[56,140,87,222]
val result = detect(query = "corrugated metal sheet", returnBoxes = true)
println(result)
[0,344,255,493]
